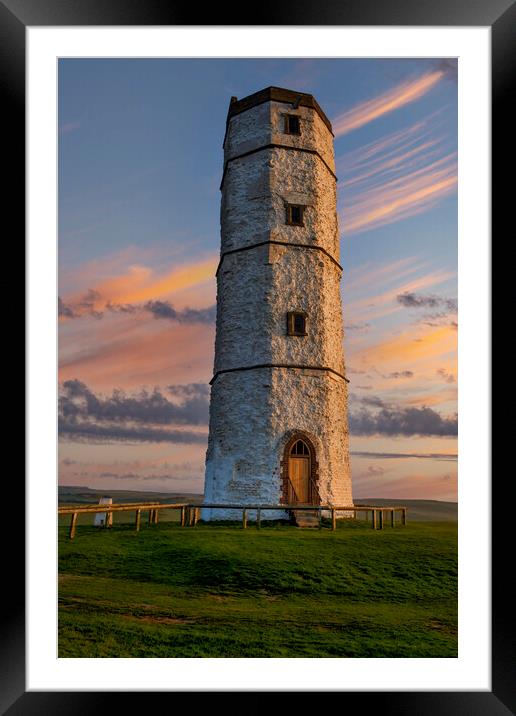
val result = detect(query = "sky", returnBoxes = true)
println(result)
[58,58,458,501]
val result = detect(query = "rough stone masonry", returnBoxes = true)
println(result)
[202,87,353,520]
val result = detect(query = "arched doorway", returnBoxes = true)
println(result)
[281,434,319,505]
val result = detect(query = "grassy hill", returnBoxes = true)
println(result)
[58,517,457,658]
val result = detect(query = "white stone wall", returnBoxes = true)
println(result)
[203,369,289,521]
[224,101,335,174]
[214,245,344,374]
[203,366,352,520]
[203,91,353,520]
[269,368,352,508]
[214,245,273,372]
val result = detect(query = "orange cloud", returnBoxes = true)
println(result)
[60,245,162,296]
[402,389,458,408]
[333,71,444,136]
[59,312,215,391]
[351,324,457,375]
[63,255,218,314]
[95,257,217,305]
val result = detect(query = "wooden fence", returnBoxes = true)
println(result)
[58,502,407,539]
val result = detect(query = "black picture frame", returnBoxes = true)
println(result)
[10,0,507,712]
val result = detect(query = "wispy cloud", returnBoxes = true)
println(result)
[343,256,424,295]
[97,257,217,306]
[341,154,457,235]
[337,119,430,171]
[341,139,444,190]
[401,389,457,408]
[345,268,455,325]
[351,451,457,461]
[332,71,444,137]
[337,111,457,236]
[59,421,207,445]
[59,254,218,391]
[58,308,215,391]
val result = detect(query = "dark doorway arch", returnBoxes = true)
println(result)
[280,433,320,505]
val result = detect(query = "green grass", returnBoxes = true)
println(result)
[58,519,457,658]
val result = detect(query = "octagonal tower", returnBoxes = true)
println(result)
[202,87,353,520]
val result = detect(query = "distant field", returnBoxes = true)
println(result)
[58,486,204,526]
[58,518,457,658]
[355,499,457,522]
[59,487,457,522]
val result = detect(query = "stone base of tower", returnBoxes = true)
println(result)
[203,367,353,521]
[200,506,290,522]
[202,454,290,521]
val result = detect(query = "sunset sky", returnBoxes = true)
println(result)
[58,58,458,501]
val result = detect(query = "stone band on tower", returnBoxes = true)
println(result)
[202,87,353,519]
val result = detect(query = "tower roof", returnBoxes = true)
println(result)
[224,86,333,145]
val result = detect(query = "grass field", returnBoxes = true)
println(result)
[58,517,457,658]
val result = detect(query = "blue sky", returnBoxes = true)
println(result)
[58,58,458,500]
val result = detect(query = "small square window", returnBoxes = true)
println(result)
[285,204,305,226]
[287,312,307,336]
[284,114,301,135]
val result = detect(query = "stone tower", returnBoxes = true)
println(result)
[202,87,353,520]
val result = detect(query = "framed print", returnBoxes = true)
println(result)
[10,0,509,712]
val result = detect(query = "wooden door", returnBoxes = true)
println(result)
[289,457,310,503]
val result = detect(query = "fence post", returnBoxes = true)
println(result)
[257,508,261,530]
[318,508,322,530]
[391,510,395,528]
[135,509,141,532]
[181,506,185,527]
[402,508,407,526]
[242,508,247,529]
[148,509,154,525]
[69,512,78,540]
[379,510,384,530]
[372,510,377,530]
[332,508,336,531]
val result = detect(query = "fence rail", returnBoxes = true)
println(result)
[58,502,407,539]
